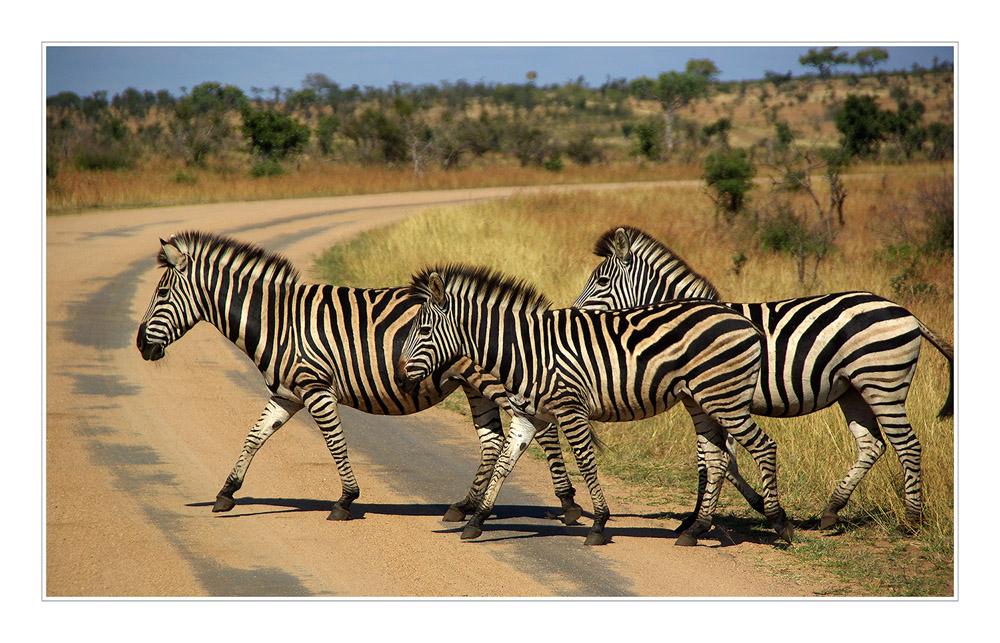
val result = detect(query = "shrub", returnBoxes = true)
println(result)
[703,148,755,214]
[241,109,311,161]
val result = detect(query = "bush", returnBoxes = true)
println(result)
[703,148,755,214]
[834,94,885,158]
[315,114,342,156]
[631,118,664,161]
[72,141,134,171]
[241,109,311,161]
[564,130,604,165]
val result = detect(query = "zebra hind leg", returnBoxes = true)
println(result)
[532,422,583,524]
[444,390,504,522]
[678,432,765,534]
[461,413,538,540]
[214,397,302,512]
[821,389,885,529]
[299,388,361,521]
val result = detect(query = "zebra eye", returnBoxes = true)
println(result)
[418,325,432,336]
[157,287,171,299]
[596,276,611,287]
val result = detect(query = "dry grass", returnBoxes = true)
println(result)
[314,161,954,595]
[45,157,701,215]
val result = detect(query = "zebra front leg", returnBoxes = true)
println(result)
[821,389,885,529]
[462,413,538,540]
[452,363,580,523]
[726,417,793,544]
[214,397,303,512]
[301,386,360,521]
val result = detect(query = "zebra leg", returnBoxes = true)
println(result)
[300,386,360,521]
[214,396,303,512]
[678,430,765,533]
[555,412,610,546]
[724,433,766,516]
[868,399,923,532]
[821,389,885,529]
[462,413,538,540]
[443,387,505,522]
[676,423,730,547]
[533,422,583,524]
[711,408,793,544]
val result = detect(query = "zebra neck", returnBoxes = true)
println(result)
[456,301,546,396]
[197,264,296,370]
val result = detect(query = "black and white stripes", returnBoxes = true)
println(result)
[573,226,954,528]
[398,264,793,546]
[136,231,583,524]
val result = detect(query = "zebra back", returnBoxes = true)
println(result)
[404,263,762,424]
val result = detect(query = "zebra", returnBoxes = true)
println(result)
[573,225,954,530]
[396,263,794,547]
[135,231,583,525]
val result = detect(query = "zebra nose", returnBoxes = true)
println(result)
[136,323,147,350]
[393,358,408,385]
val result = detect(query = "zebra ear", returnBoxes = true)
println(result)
[612,227,632,263]
[428,272,447,307]
[160,238,188,271]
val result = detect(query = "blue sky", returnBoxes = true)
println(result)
[45,44,955,99]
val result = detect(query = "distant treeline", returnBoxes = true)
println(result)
[46,49,954,178]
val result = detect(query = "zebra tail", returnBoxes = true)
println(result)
[917,319,954,419]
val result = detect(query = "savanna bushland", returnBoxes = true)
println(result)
[48,48,955,595]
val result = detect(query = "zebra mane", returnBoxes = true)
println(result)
[408,263,552,314]
[159,230,301,284]
[593,226,720,299]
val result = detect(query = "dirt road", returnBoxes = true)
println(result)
[45,185,837,597]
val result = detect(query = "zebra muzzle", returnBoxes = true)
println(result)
[394,358,423,394]
[136,326,166,361]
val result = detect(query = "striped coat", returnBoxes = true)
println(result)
[573,226,954,528]
[398,264,793,546]
[136,231,583,524]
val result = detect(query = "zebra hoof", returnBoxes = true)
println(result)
[674,533,698,547]
[774,521,794,544]
[442,505,467,522]
[562,503,584,525]
[212,495,236,513]
[584,531,606,546]
[327,505,352,521]
[461,524,483,540]
[819,510,839,530]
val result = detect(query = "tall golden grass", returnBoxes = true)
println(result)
[314,162,954,593]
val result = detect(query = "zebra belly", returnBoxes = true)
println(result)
[750,376,849,417]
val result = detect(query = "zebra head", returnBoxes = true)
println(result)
[396,271,461,393]
[136,236,202,361]
[571,227,638,311]
[572,226,721,311]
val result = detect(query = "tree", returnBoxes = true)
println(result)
[799,46,849,78]
[629,58,719,158]
[171,82,248,166]
[834,94,885,158]
[704,148,755,215]
[851,47,889,75]
[241,108,310,163]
